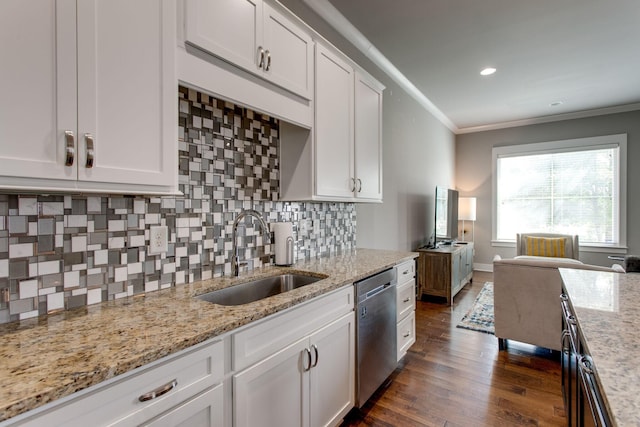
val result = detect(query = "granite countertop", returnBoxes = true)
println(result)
[0,248,417,422]
[559,268,640,427]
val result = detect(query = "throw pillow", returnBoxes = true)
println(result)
[525,236,566,258]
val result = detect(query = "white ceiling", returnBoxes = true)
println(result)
[321,0,640,133]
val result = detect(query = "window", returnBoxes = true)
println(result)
[492,134,627,247]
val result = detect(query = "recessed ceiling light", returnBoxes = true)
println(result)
[480,67,496,76]
[549,101,564,107]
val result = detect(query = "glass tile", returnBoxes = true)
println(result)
[8,216,27,235]
[38,235,55,254]
[9,260,28,279]
[38,218,55,235]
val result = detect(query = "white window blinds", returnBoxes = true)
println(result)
[493,134,626,246]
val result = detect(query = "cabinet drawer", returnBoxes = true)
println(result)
[142,383,223,427]
[397,311,416,362]
[395,260,415,286]
[12,339,224,427]
[233,285,354,371]
[396,279,416,321]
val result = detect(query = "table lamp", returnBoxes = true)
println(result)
[458,197,476,242]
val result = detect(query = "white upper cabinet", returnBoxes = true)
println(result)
[354,71,384,201]
[310,44,384,202]
[185,0,313,100]
[76,0,176,190]
[184,0,262,76]
[314,44,355,200]
[0,0,77,183]
[0,0,177,194]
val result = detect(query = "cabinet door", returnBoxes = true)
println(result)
[452,251,462,291]
[143,384,223,427]
[315,44,354,199]
[76,0,176,187]
[234,337,310,427]
[184,0,262,75]
[354,72,383,201]
[0,0,77,182]
[421,253,449,298]
[466,245,474,277]
[263,3,313,100]
[309,312,355,427]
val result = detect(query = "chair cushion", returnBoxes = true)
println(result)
[513,255,583,265]
[524,236,566,258]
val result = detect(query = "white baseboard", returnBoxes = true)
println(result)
[474,263,493,272]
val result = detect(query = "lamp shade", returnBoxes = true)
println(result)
[458,197,477,221]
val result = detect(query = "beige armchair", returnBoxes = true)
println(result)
[494,233,619,351]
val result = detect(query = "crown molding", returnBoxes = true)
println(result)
[455,102,640,134]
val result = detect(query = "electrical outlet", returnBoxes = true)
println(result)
[149,226,168,255]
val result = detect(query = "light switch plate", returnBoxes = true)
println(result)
[149,226,168,255]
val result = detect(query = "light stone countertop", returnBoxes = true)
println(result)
[0,248,417,422]
[560,268,640,427]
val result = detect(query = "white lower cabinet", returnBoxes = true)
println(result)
[3,339,224,427]
[309,313,355,427]
[395,260,417,361]
[234,335,310,427]
[234,312,355,427]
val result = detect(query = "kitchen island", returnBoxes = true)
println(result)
[560,268,640,426]
[0,248,417,423]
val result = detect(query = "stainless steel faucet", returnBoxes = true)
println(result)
[231,209,271,276]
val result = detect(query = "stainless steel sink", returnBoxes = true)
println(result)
[196,273,324,306]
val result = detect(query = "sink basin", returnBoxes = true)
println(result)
[196,274,324,306]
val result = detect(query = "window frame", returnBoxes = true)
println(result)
[491,134,627,252]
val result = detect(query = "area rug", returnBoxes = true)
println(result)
[456,282,495,335]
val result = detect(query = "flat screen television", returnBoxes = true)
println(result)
[432,186,459,247]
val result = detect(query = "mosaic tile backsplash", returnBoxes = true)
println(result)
[0,86,356,323]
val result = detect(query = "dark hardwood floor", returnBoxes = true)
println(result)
[342,271,565,427]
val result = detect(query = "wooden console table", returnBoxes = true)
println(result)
[416,243,473,305]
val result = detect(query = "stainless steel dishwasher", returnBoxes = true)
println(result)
[355,268,397,407]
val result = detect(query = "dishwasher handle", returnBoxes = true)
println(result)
[365,283,393,300]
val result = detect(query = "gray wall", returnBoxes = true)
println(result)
[279,0,457,251]
[456,109,640,268]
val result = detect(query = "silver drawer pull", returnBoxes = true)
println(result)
[403,332,410,338]
[138,379,178,402]
[64,131,75,166]
[403,297,411,303]
[84,133,95,168]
